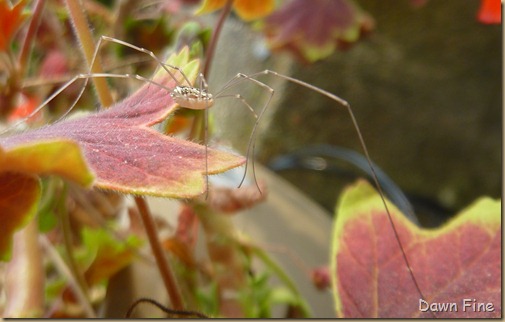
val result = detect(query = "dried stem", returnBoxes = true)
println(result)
[64,0,113,108]
[3,219,44,317]
[17,0,46,76]
[192,204,248,317]
[134,196,184,310]
[64,0,184,312]
[58,185,96,317]
[202,0,233,79]
[40,235,96,318]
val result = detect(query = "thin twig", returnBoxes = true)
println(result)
[64,0,113,108]
[202,0,233,79]
[58,185,95,316]
[40,236,96,318]
[125,297,208,318]
[17,0,46,76]
[134,196,184,310]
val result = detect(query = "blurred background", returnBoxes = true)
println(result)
[209,0,501,227]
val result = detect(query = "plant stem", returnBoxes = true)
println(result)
[40,236,96,318]
[194,205,246,317]
[202,0,233,79]
[251,246,311,317]
[58,185,96,317]
[134,196,184,310]
[64,0,113,108]
[17,0,46,77]
[3,219,44,318]
[65,0,183,312]
[191,0,233,142]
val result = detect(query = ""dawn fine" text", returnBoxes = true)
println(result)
[419,299,495,313]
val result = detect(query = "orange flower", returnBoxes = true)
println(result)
[0,0,28,51]
[477,0,501,24]
[196,0,274,21]
[7,93,41,124]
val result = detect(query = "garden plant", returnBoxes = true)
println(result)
[0,0,501,318]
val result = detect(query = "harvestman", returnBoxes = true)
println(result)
[2,35,431,315]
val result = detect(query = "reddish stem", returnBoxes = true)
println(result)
[202,0,233,79]
[64,0,113,108]
[18,0,46,76]
[134,196,184,310]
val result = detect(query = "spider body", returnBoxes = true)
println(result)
[170,86,214,110]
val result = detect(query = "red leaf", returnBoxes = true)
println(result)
[0,172,40,261]
[81,227,142,285]
[477,0,501,24]
[203,183,267,214]
[174,204,199,249]
[0,139,92,261]
[261,0,373,63]
[0,0,28,51]
[0,48,245,198]
[331,180,501,318]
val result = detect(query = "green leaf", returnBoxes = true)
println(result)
[0,140,94,187]
[81,227,143,285]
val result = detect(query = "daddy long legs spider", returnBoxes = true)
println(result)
[1,35,432,318]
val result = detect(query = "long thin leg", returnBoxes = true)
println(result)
[3,36,189,133]
[215,70,431,315]
[0,72,173,135]
[88,36,192,115]
[97,36,192,87]
[214,73,274,193]
[214,94,258,119]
